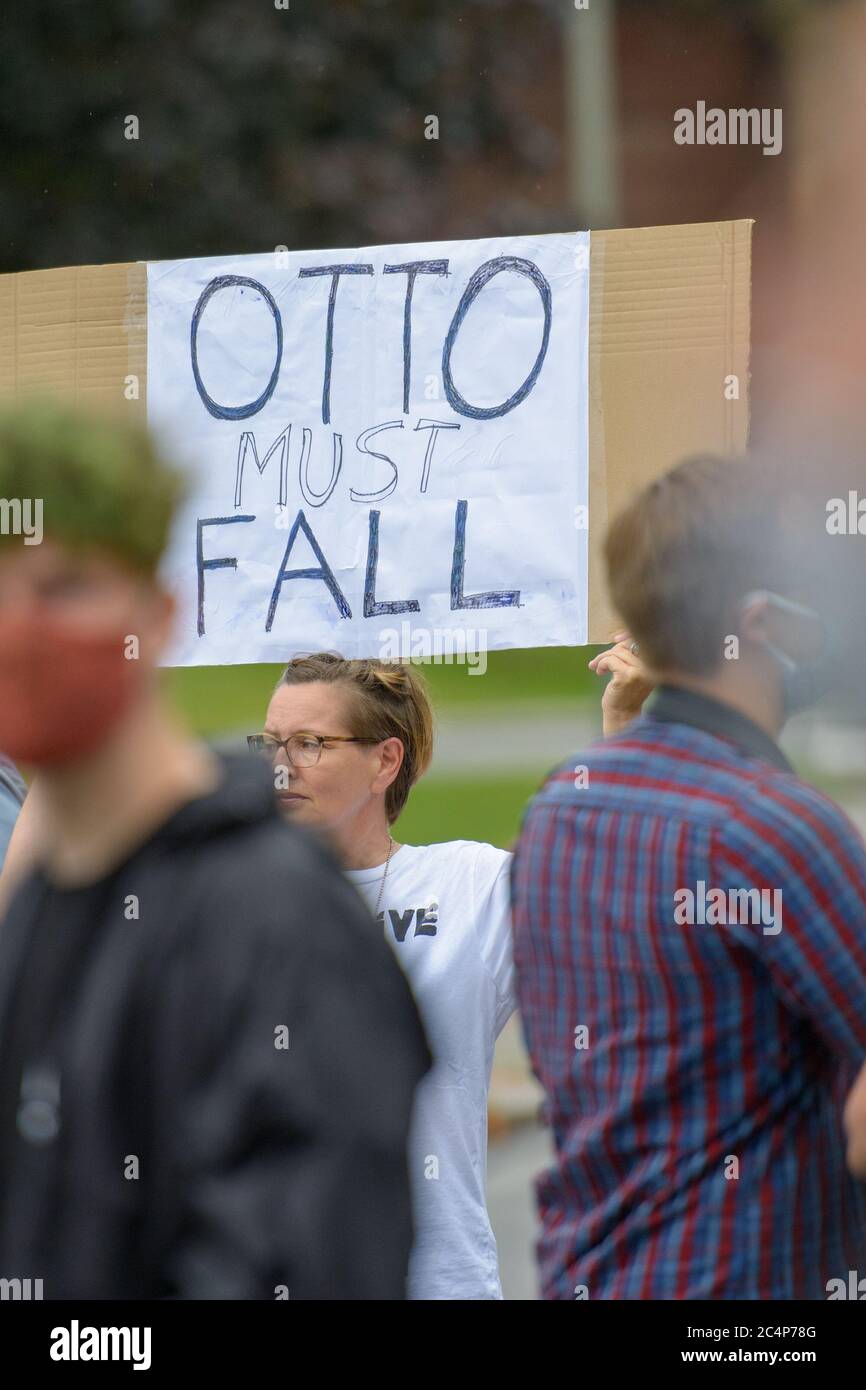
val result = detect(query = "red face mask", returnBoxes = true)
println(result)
[0,614,141,768]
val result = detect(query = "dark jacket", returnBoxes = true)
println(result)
[0,753,430,1299]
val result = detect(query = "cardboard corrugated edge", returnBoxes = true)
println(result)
[588,219,752,640]
[0,260,147,421]
[0,223,751,643]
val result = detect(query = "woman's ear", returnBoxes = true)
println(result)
[372,736,405,795]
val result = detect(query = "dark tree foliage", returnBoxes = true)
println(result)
[0,0,830,271]
[0,0,568,271]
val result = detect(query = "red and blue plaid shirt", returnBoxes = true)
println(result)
[512,686,866,1299]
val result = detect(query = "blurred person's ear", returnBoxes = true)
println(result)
[738,591,776,654]
[741,588,838,718]
[739,590,826,665]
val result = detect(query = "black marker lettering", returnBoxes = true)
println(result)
[298,428,343,508]
[450,499,520,610]
[298,264,374,425]
[234,427,290,509]
[196,514,255,636]
[350,420,404,503]
[414,417,461,493]
[442,257,552,420]
[191,276,282,421]
[266,509,351,629]
[383,260,449,413]
[364,510,420,619]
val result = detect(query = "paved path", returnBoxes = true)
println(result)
[487,1121,551,1300]
[428,702,598,776]
[221,704,866,781]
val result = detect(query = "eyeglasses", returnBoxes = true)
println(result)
[246,732,379,768]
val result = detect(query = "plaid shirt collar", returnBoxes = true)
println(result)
[646,683,793,774]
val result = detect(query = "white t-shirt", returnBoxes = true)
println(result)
[345,839,515,1300]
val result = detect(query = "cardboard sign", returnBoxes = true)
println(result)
[0,220,752,650]
[146,234,590,665]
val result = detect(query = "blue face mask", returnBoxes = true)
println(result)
[741,590,836,717]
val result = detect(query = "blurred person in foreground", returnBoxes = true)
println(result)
[0,397,429,1300]
[512,454,866,1300]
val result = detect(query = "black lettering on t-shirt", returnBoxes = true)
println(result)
[388,907,416,942]
[414,907,438,937]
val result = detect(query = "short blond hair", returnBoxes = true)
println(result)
[276,653,434,823]
[605,454,789,675]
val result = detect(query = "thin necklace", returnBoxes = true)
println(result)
[374,836,396,918]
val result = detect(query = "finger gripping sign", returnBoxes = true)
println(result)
[146,232,590,665]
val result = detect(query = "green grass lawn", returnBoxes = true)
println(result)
[392,770,548,850]
[396,766,866,852]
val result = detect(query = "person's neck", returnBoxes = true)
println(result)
[37,692,220,887]
[330,814,399,871]
[654,664,784,741]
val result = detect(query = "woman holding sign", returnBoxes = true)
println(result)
[248,644,653,1300]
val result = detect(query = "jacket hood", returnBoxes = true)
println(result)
[149,750,279,849]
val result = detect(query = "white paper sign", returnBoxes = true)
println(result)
[146,231,589,666]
